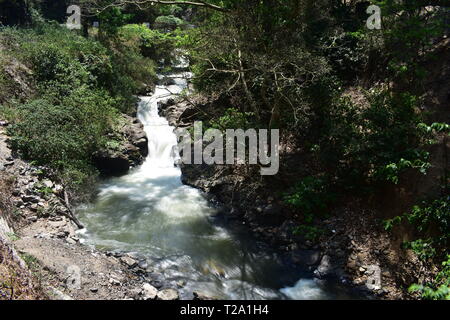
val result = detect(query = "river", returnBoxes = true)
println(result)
[76,70,357,300]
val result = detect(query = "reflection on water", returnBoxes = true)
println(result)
[77,72,356,300]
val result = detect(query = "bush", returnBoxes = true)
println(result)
[283,176,336,224]
[154,15,185,30]
[6,86,119,190]
[409,255,450,300]
[317,89,428,189]
[119,24,186,65]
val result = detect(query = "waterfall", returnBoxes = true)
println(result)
[76,70,352,300]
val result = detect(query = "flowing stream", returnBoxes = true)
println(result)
[76,69,356,300]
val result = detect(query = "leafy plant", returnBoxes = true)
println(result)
[283,176,335,223]
[409,255,450,300]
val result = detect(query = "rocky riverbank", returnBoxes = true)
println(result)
[0,118,189,300]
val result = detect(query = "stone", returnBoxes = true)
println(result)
[157,288,179,300]
[42,180,54,188]
[66,237,77,245]
[13,199,24,207]
[138,260,149,270]
[22,195,40,203]
[193,292,214,300]
[90,288,99,293]
[291,250,322,266]
[120,256,138,268]
[4,161,14,167]
[27,216,38,222]
[109,278,121,286]
[142,283,158,300]
[56,231,69,238]
[314,255,335,278]
[53,184,63,193]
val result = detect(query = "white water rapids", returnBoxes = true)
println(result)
[76,70,354,300]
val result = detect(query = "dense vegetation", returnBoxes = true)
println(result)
[0,0,448,299]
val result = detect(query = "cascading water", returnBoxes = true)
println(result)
[77,69,355,300]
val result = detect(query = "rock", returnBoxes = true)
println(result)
[94,115,148,176]
[193,292,214,300]
[142,283,158,300]
[120,256,138,268]
[314,255,335,279]
[90,288,99,293]
[66,237,77,245]
[27,216,38,222]
[13,199,24,207]
[22,195,40,203]
[52,184,63,193]
[157,288,179,301]
[4,161,14,167]
[42,180,54,188]
[109,278,121,286]
[0,163,4,171]
[291,250,322,266]
[56,231,69,238]
[138,260,149,270]
[0,120,9,126]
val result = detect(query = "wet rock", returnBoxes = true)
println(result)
[291,250,322,266]
[157,288,179,300]
[138,260,149,270]
[193,292,214,300]
[94,115,147,176]
[120,256,138,268]
[142,283,158,300]
[314,255,335,279]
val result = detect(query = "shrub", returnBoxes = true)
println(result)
[6,86,119,191]
[283,176,336,224]
[409,255,450,300]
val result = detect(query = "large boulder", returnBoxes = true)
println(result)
[94,115,148,176]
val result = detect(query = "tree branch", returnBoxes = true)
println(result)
[81,0,229,16]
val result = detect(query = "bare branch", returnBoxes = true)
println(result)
[80,0,229,16]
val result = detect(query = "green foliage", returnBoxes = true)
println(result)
[409,255,450,300]
[319,89,429,189]
[98,7,133,36]
[283,176,335,223]
[0,23,154,193]
[6,86,119,190]
[209,108,254,131]
[293,225,325,242]
[384,195,449,261]
[154,15,185,29]
[119,24,186,64]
